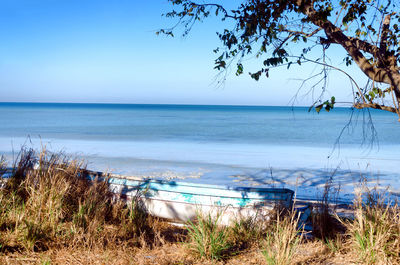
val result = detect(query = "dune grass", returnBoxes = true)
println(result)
[185,211,232,260]
[0,148,400,264]
[340,187,400,264]
[262,208,303,265]
[228,213,265,249]
[0,148,154,252]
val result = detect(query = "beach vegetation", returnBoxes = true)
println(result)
[311,174,345,240]
[339,187,400,264]
[161,0,400,121]
[185,211,231,260]
[262,209,303,265]
[0,148,155,252]
[1,148,400,264]
[228,214,265,250]
[324,235,344,254]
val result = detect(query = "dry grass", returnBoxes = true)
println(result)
[0,148,161,252]
[339,187,400,264]
[262,208,303,265]
[1,148,400,264]
[311,173,345,241]
[228,214,265,250]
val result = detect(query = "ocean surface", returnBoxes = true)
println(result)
[1,102,399,203]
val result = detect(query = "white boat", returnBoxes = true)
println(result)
[1,168,295,225]
[89,173,295,225]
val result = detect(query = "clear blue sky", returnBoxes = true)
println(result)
[0,0,368,106]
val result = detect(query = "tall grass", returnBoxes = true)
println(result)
[311,173,344,240]
[186,211,231,260]
[0,148,152,252]
[0,155,6,174]
[2,148,400,265]
[340,188,400,264]
[229,214,265,250]
[262,209,303,265]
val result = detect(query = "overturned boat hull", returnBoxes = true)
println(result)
[94,174,294,225]
[1,168,295,225]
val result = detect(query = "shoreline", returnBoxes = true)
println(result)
[1,135,399,205]
[1,147,399,264]
[3,153,399,206]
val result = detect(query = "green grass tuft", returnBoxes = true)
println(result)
[340,187,400,264]
[186,211,231,260]
[262,209,303,265]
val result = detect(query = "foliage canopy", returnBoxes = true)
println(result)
[160,0,400,120]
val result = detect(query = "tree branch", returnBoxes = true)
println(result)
[284,27,322,38]
[354,103,398,114]
[320,36,380,55]
[297,56,366,104]
[298,1,396,85]
[189,2,237,19]
[380,13,392,54]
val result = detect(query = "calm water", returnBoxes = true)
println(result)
[1,103,399,202]
[0,103,399,145]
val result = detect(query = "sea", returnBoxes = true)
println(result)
[1,102,399,203]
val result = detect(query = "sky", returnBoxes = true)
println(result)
[0,0,370,106]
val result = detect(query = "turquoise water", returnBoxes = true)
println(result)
[0,102,399,202]
[1,102,398,145]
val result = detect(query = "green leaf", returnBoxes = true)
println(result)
[315,104,323,113]
[236,63,243,76]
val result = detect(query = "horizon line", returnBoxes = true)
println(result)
[0,101,352,109]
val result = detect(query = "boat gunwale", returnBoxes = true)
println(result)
[99,173,294,195]
[1,168,294,200]
[109,183,292,204]
[2,168,293,195]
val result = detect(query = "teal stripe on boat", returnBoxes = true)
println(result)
[103,176,293,201]
[110,184,290,207]
[108,174,293,193]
